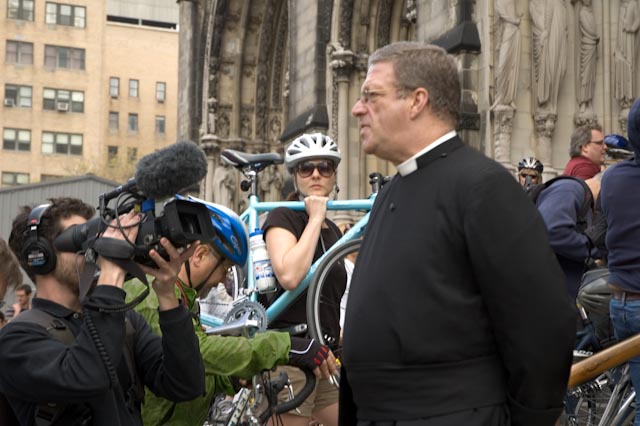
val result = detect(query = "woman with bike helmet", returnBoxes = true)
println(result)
[517,156,544,189]
[262,132,345,426]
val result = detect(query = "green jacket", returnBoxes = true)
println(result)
[124,278,291,426]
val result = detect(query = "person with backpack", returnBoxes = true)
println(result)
[532,174,601,299]
[0,197,206,426]
[123,196,335,426]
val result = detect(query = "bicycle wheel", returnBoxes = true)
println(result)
[306,238,362,351]
[563,364,633,426]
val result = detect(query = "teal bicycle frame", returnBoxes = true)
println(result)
[200,194,375,328]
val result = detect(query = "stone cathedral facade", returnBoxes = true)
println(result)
[176,0,637,212]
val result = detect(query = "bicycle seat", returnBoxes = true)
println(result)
[221,149,283,171]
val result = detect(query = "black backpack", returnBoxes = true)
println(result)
[0,309,143,426]
[526,176,594,232]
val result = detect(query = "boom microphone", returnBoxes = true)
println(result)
[135,141,208,200]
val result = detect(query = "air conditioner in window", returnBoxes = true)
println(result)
[4,98,15,107]
[56,102,70,112]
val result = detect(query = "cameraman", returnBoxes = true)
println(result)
[0,197,205,426]
[124,198,336,426]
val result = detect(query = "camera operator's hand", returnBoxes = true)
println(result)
[139,238,199,311]
[97,210,141,289]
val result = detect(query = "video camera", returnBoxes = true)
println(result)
[54,141,215,266]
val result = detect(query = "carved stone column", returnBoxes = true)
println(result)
[534,113,557,167]
[492,106,515,166]
[201,137,220,201]
[619,99,633,137]
[329,43,354,201]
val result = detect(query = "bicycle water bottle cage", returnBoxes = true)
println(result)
[221,149,283,172]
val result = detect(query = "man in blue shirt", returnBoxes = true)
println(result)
[601,96,640,426]
[535,176,600,299]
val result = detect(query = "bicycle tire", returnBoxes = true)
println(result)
[306,238,361,356]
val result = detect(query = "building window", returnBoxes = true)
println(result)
[129,79,139,98]
[107,145,118,162]
[4,84,32,108]
[156,82,166,103]
[109,111,119,130]
[128,113,138,132]
[45,2,86,27]
[127,147,137,163]
[3,128,31,151]
[155,115,166,135]
[41,174,63,182]
[6,40,33,65]
[109,77,119,98]
[1,172,29,186]
[44,45,85,70]
[42,132,83,155]
[7,0,34,21]
[43,88,84,112]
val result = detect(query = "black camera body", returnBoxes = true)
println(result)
[133,198,215,266]
[55,197,216,267]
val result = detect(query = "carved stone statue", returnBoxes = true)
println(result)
[530,0,568,114]
[241,115,252,139]
[614,0,640,109]
[576,0,599,114]
[213,161,236,208]
[217,113,230,138]
[493,108,516,164]
[259,165,284,202]
[492,0,521,109]
[207,97,218,134]
[534,113,557,166]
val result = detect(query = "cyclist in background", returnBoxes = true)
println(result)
[124,197,335,426]
[517,156,544,189]
[262,133,345,426]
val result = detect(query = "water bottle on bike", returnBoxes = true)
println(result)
[250,230,277,293]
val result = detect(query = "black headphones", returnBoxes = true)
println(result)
[22,203,56,275]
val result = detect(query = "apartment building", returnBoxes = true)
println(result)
[0,0,178,187]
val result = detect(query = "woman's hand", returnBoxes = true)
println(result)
[304,195,329,224]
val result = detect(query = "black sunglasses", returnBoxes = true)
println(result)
[297,161,335,178]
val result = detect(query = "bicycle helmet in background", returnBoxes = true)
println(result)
[604,134,630,150]
[175,194,249,266]
[285,133,342,171]
[517,157,544,174]
[577,268,611,316]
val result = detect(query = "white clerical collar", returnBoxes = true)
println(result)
[397,131,457,176]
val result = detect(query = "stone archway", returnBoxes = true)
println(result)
[329,0,418,200]
[178,0,289,211]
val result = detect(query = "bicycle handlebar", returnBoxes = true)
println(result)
[258,368,316,424]
[569,332,640,388]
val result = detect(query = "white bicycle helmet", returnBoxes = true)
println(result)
[517,157,544,174]
[285,133,342,171]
